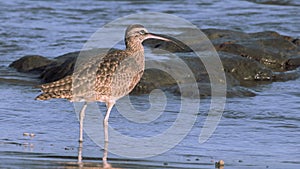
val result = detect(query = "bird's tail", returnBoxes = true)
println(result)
[35,75,73,100]
[35,91,72,100]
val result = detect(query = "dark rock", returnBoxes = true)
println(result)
[216,42,287,70]
[287,57,300,69]
[132,52,269,96]
[132,68,176,94]
[41,56,76,83]
[9,28,300,98]
[204,29,300,71]
[9,55,53,73]
[169,82,256,98]
[203,29,248,41]
[131,57,208,95]
[219,52,274,84]
[248,32,298,54]
[292,39,300,46]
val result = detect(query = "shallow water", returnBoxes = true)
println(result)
[0,0,300,168]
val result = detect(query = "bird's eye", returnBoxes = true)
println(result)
[139,30,146,35]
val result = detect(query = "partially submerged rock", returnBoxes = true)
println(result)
[9,55,53,73]
[9,29,300,98]
[205,29,300,71]
[219,52,274,82]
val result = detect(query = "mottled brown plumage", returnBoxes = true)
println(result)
[35,25,174,163]
[36,49,143,102]
[36,25,155,102]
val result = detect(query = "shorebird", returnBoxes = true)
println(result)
[35,24,175,162]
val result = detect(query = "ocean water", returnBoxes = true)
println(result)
[0,0,299,168]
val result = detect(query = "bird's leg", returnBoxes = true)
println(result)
[103,101,115,142]
[102,101,114,167]
[79,102,88,143]
[77,141,83,165]
[78,102,87,164]
[102,136,111,168]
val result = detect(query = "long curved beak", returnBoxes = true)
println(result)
[144,33,189,52]
[145,33,173,42]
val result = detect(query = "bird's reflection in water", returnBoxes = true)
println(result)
[77,141,83,167]
[77,123,116,169]
[102,140,110,168]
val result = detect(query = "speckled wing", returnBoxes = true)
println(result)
[72,50,144,102]
[36,50,144,102]
[71,50,125,102]
[107,53,144,100]
[91,51,144,101]
[35,50,119,101]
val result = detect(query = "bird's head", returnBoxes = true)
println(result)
[124,24,173,51]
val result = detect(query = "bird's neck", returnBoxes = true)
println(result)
[124,39,145,71]
[125,38,144,53]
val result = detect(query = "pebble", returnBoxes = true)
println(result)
[215,160,225,168]
[23,132,35,137]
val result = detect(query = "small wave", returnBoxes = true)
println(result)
[0,66,40,86]
[0,77,39,86]
[246,0,300,6]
